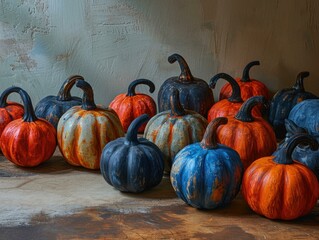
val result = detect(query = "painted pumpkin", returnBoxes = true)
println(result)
[0,86,24,142]
[219,61,270,101]
[269,71,318,139]
[170,117,243,209]
[0,87,56,167]
[100,114,164,193]
[242,134,319,220]
[144,88,208,173]
[109,79,156,133]
[207,73,262,122]
[35,75,83,129]
[57,80,124,170]
[216,96,277,170]
[158,53,214,117]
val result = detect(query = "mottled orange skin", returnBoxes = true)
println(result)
[242,157,319,220]
[0,118,57,167]
[109,93,156,133]
[216,116,277,169]
[0,102,24,137]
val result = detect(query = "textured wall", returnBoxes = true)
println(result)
[0,0,318,106]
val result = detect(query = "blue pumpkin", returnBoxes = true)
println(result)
[100,114,164,193]
[170,117,243,209]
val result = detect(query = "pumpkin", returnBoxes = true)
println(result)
[100,114,164,193]
[269,71,318,139]
[207,73,262,122]
[157,53,214,117]
[242,134,319,220]
[170,117,243,209]
[35,75,83,129]
[109,79,156,133]
[0,87,56,167]
[144,88,208,173]
[57,80,124,170]
[219,61,270,101]
[0,86,24,141]
[216,96,277,170]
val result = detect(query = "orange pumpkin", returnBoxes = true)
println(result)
[0,87,56,167]
[57,80,124,169]
[109,79,156,133]
[242,134,319,220]
[216,96,277,169]
[208,73,262,122]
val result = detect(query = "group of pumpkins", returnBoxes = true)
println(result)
[0,53,319,221]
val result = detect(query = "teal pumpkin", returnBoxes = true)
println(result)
[170,117,243,209]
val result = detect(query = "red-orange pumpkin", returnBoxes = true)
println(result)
[242,134,319,220]
[109,79,156,133]
[216,96,277,169]
[0,87,56,167]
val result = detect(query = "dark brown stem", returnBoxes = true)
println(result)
[76,80,97,110]
[127,79,155,96]
[200,117,228,149]
[292,71,309,92]
[241,61,260,82]
[168,53,194,83]
[57,75,84,101]
[235,96,267,122]
[0,86,20,108]
[170,88,186,116]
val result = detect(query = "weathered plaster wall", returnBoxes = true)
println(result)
[0,0,318,106]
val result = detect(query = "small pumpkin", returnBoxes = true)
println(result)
[158,53,214,117]
[35,75,83,129]
[216,96,277,170]
[242,134,319,220]
[0,86,24,141]
[109,79,156,133]
[100,114,164,193]
[269,71,318,139]
[219,61,270,101]
[0,87,56,167]
[57,80,124,170]
[144,88,208,173]
[207,73,262,122]
[170,117,243,209]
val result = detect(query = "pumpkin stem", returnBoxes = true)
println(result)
[127,79,155,97]
[241,61,260,82]
[0,86,20,108]
[292,71,309,92]
[76,80,97,110]
[273,134,318,164]
[168,53,194,83]
[284,119,307,140]
[170,88,186,116]
[57,75,84,101]
[235,96,268,122]
[200,117,228,149]
[125,114,149,144]
[209,73,243,103]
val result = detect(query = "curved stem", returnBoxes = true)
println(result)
[241,61,260,82]
[127,79,155,96]
[284,119,307,140]
[0,86,20,108]
[273,134,319,164]
[168,53,194,83]
[235,96,267,122]
[126,114,149,144]
[75,80,97,110]
[170,88,186,116]
[292,71,309,91]
[57,75,84,101]
[200,117,228,149]
[209,73,243,102]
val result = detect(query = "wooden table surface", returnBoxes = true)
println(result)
[0,149,318,240]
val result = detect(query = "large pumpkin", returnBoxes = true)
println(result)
[207,73,261,122]
[216,96,277,170]
[269,71,318,139]
[219,61,270,101]
[242,134,319,220]
[144,88,208,173]
[157,53,214,117]
[100,114,164,193]
[0,87,56,167]
[35,75,83,129]
[57,80,124,170]
[170,117,243,209]
[109,79,156,133]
